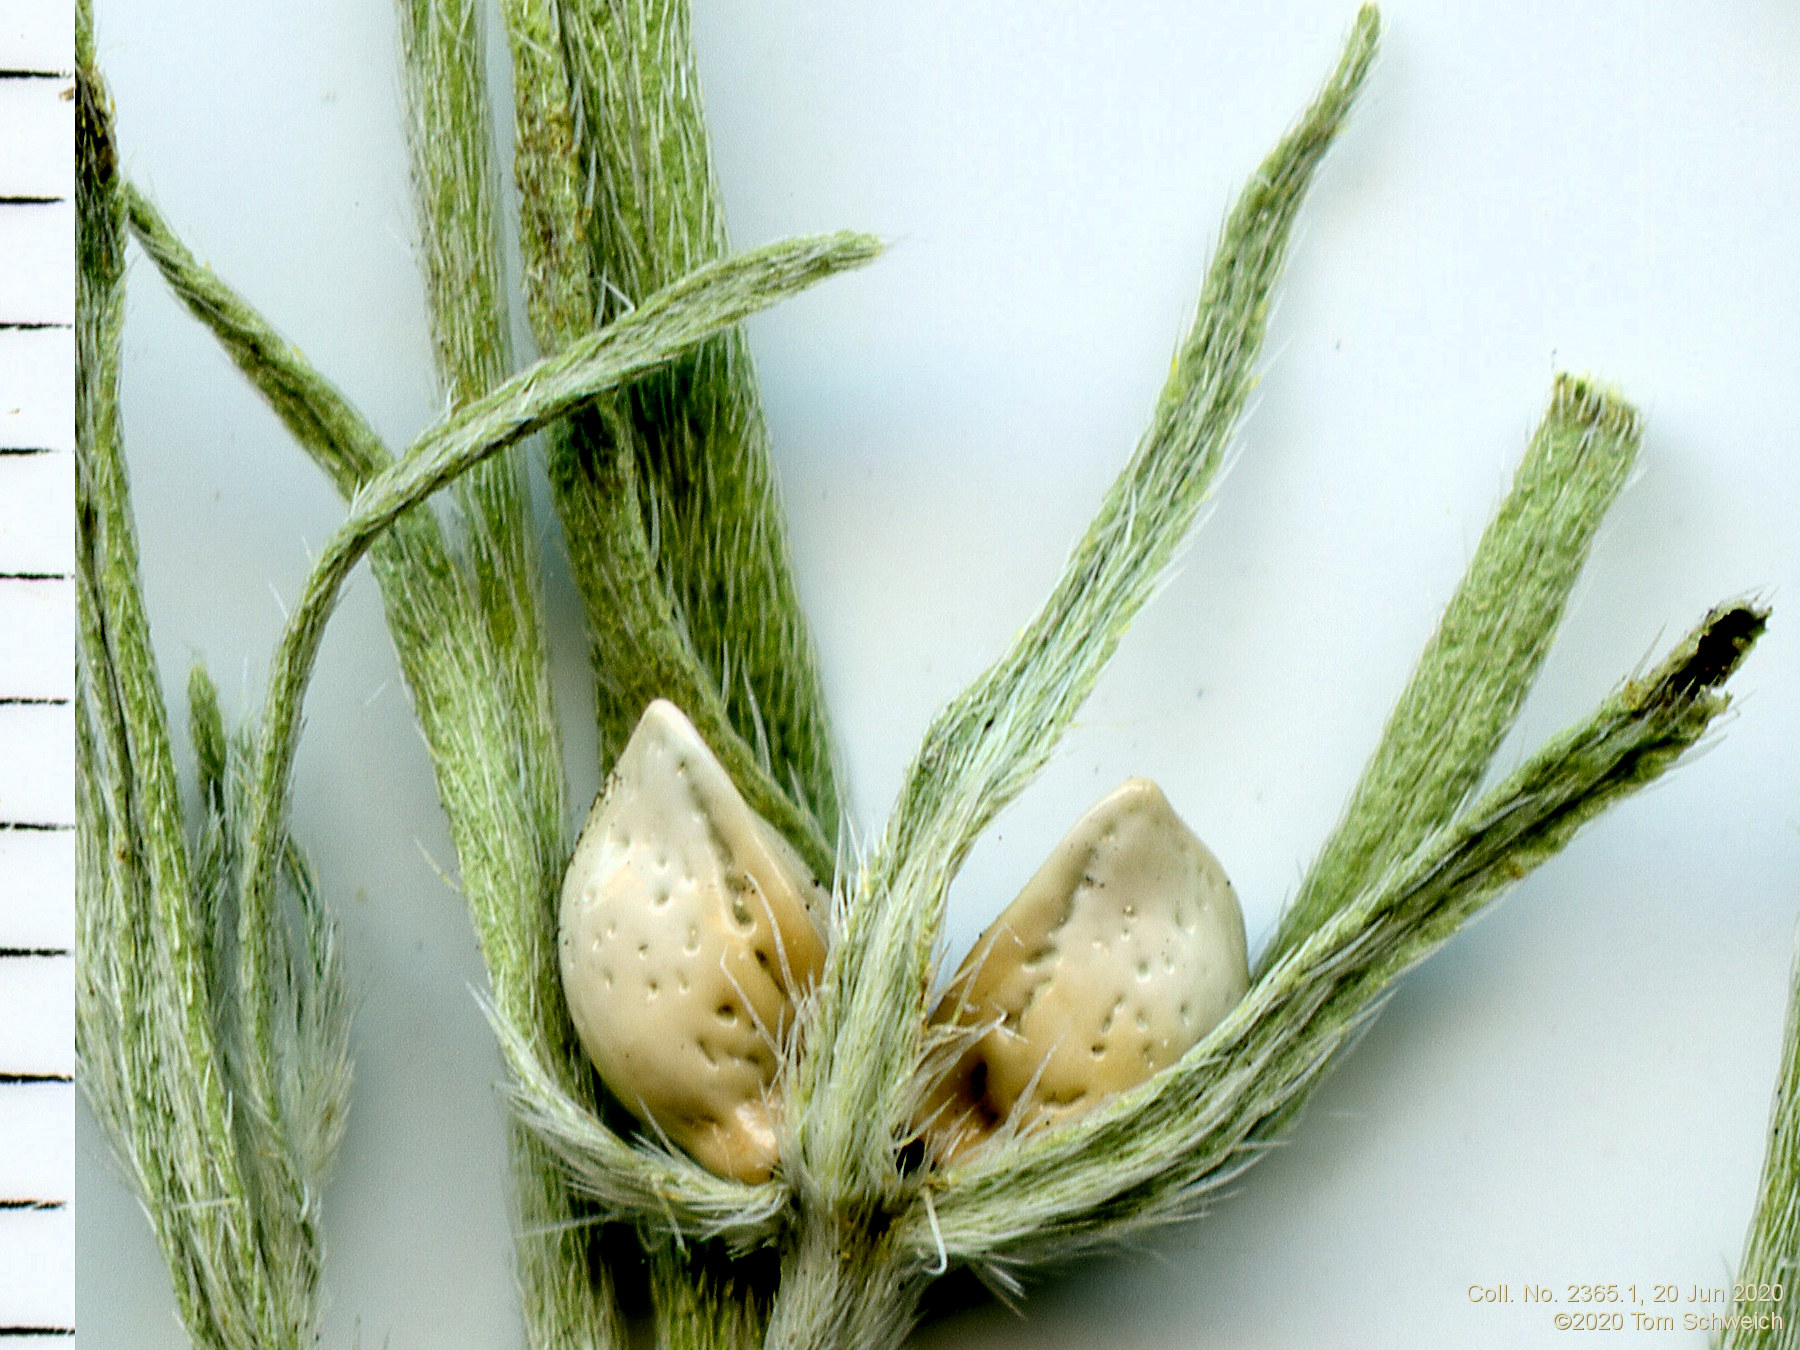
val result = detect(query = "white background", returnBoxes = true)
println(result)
[81,2,1800,1346]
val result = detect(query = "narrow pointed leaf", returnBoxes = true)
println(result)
[1269,373,1642,966]
[126,186,389,494]
[554,0,847,842]
[794,7,1380,1198]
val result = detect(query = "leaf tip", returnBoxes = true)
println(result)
[834,230,886,269]
[1338,4,1383,89]
[1549,372,1642,449]
[1663,601,1769,698]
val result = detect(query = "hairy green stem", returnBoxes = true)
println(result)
[78,20,249,1344]
[77,41,212,1133]
[397,0,565,894]
[76,36,257,1343]
[127,179,554,1057]
[509,0,844,895]
[394,8,613,1340]
[91,4,1778,1346]
[126,181,821,1330]
[646,1246,768,1350]
[762,1216,923,1350]
[127,184,551,1027]
[397,0,515,406]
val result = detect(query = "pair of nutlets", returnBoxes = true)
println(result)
[559,702,1250,1182]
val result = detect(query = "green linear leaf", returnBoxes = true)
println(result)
[396,0,515,407]
[1268,373,1643,967]
[555,0,847,841]
[548,417,839,887]
[395,0,571,1034]
[792,5,1381,1199]
[499,0,595,353]
[125,186,389,494]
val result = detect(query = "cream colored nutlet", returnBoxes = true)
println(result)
[922,779,1248,1160]
[558,699,828,1183]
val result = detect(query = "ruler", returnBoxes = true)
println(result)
[0,0,74,1342]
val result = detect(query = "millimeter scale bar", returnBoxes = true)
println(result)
[0,1,75,1342]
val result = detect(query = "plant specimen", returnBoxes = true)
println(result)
[76,0,1795,1347]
